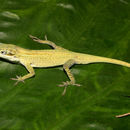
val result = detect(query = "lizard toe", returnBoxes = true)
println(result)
[10,75,25,85]
[58,81,81,87]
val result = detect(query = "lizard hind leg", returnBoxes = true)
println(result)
[58,59,81,95]
[11,63,35,85]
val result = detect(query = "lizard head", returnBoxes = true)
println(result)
[0,43,19,62]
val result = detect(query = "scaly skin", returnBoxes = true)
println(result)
[0,35,130,91]
[0,35,130,117]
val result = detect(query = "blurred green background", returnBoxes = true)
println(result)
[0,0,130,129]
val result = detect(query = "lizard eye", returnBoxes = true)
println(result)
[1,51,6,55]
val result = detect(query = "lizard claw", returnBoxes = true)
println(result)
[58,81,70,87]
[44,35,47,40]
[10,75,25,85]
[29,35,40,42]
[58,81,81,96]
[58,81,81,87]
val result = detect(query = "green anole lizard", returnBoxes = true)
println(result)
[0,35,129,87]
[0,35,130,117]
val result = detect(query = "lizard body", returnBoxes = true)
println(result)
[0,35,130,87]
[1,35,129,117]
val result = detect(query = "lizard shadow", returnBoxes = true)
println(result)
[0,58,17,65]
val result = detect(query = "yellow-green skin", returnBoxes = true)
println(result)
[0,35,130,89]
[0,35,129,116]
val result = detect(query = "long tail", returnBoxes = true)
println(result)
[76,53,130,68]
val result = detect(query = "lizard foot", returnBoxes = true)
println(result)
[10,75,25,85]
[58,81,81,87]
[58,81,81,96]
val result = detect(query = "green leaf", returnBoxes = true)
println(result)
[0,0,130,129]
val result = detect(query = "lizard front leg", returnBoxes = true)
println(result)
[11,63,35,85]
[59,59,81,95]
[29,35,64,50]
